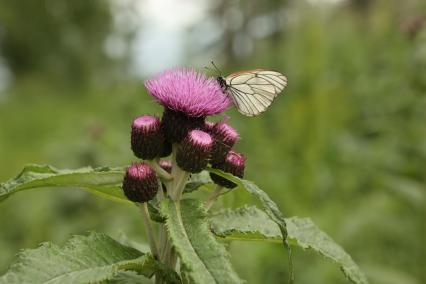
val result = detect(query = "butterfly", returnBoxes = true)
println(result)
[211,64,287,117]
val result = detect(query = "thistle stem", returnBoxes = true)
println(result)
[171,169,190,201]
[157,179,165,201]
[170,144,190,201]
[205,185,224,210]
[149,160,173,181]
[139,203,159,259]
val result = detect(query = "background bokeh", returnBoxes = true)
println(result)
[1,0,425,283]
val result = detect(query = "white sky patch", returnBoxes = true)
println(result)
[132,0,210,76]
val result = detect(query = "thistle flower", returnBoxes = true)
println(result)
[122,163,159,203]
[145,68,232,142]
[210,150,246,189]
[131,115,164,160]
[210,121,239,164]
[176,130,213,173]
[145,68,232,117]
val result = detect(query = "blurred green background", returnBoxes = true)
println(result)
[1,0,425,283]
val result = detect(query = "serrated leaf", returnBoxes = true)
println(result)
[0,164,129,204]
[206,167,293,282]
[106,271,152,283]
[210,205,282,242]
[207,168,288,238]
[0,232,180,284]
[160,199,244,284]
[285,217,368,284]
[183,171,213,194]
[210,206,369,284]
[147,201,166,223]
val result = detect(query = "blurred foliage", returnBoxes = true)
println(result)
[1,0,426,283]
[0,0,135,89]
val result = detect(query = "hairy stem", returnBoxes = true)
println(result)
[157,179,165,201]
[171,169,190,201]
[139,203,159,259]
[170,144,190,201]
[148,159,173,181]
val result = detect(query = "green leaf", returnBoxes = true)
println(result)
[183,171,213,194]
[285,217,369,284]
[210,206,369,284]
[160,199,244,284]
[206,168,293,282]
[0,164,129,204]
[206,168,288,239]
[106,271,152,283]
[210,205,282,242]
[0,232,180,284]
[147,201,166,223]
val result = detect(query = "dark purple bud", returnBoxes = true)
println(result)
[210,121,239,164]
[122,163,159,203]
[176,130,213,173]
[210,150,245,189]
[203,121,216,132]
[161,108,205,143]
[158,159,172,173]
[131,115,165,160]
[161,140,173,157]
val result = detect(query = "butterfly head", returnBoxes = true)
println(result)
[217,76,228,91]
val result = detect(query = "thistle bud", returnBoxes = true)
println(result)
[203,121,216,132]
[161,108,205,143]
[210,121,239,164]
[210,150,245,189]
[176,130,213,173]
[158,159,172,173]
[161,140,173,157]
[122,163,159,203]
[131,115,165,160]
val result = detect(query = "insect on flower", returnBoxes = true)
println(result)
[209,62,288,117]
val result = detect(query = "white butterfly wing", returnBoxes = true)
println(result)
[225,70,287,117]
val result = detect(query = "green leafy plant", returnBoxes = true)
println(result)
[0,68,368,283]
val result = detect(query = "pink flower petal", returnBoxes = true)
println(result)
[144,68,232,117]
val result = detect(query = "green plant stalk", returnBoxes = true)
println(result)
[156,182,168,264]
[162,168,189,271]
[169,144,190,201]
[157,178,165,201]
[159,144,191,282]
[149,159,173,181]
[171,169,190,201]
[157,146,178,278]
[139,203,159,259]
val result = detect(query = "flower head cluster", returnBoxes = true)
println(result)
[145,68,233,143]
[122,68,246,204]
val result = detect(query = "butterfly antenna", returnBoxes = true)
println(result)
[204,64,220,77]
[211,61,222,76]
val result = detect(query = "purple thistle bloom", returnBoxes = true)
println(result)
[145,68,232,117]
